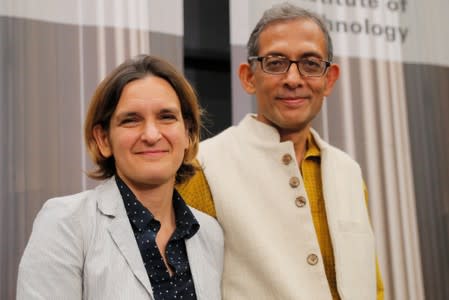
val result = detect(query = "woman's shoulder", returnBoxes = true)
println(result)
[39,178,117,220]
[38,188,98,222]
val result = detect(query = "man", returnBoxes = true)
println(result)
[178,3,383,299]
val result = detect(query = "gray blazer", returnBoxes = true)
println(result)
[17,178,223,300]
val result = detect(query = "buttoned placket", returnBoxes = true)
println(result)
[281,151,322,270]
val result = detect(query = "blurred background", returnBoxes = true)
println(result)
[1,0,448,299]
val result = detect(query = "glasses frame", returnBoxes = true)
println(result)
[248,55,331,77]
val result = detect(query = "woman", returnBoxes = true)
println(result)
[17,55,223,299]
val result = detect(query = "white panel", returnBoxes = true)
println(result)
[229,0,449,66]
[0,0,183,35]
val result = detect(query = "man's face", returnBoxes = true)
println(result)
[240,18,339,136]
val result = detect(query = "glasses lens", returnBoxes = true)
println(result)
[263,56,290,74]
[299,58,324,76]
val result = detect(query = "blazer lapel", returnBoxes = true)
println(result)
[108,219,154,298]
[186,236,210,299]
[97,178,154,299]
[186,236,201,297]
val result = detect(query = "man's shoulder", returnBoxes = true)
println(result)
[200,115,258,153]
[201,125,238,147]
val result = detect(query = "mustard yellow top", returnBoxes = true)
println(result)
[177,134,384,300]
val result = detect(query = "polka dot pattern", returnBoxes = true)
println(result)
[115,176,199,300]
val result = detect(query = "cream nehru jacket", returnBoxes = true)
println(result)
[198,114,376,300]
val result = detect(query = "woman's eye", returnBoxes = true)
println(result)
[161,114,177,121]
[119,117,138,125]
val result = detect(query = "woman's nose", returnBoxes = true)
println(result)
[140,122,162,143]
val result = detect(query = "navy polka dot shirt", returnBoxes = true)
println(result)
[116,176,199,300]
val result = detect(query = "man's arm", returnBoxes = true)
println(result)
[177,159,217,218]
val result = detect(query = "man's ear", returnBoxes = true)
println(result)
[92,125,112,158]
[323,63,340,96]
[238,63,256,95]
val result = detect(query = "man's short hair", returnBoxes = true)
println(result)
[247,2,333,62]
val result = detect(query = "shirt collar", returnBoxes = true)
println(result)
[304,131,321,160]
[172,190,200,239]
[115,176,199,239]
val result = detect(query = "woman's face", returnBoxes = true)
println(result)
[94,75,189,191]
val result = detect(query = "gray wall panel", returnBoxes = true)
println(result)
[1,16,83,299]
[150,32,183,73]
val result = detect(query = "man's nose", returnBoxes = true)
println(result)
[284,62,305,87]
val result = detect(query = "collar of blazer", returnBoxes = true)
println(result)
[95,177,155,297]
[96,177,126,218]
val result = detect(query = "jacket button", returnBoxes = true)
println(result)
[307,254,319,265]
[289,177,300,188]
[295,196,306,207]
[282,154,293,165]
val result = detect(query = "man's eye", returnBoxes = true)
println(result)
[302,59,321,68]
[266,58,286,67]
[268,60,282,65]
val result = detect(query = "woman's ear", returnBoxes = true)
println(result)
[92,125,112,158]
[238,63,257,95]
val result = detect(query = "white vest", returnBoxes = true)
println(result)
[199,115,376,300]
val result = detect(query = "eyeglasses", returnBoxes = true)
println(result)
[248,55,331,77]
